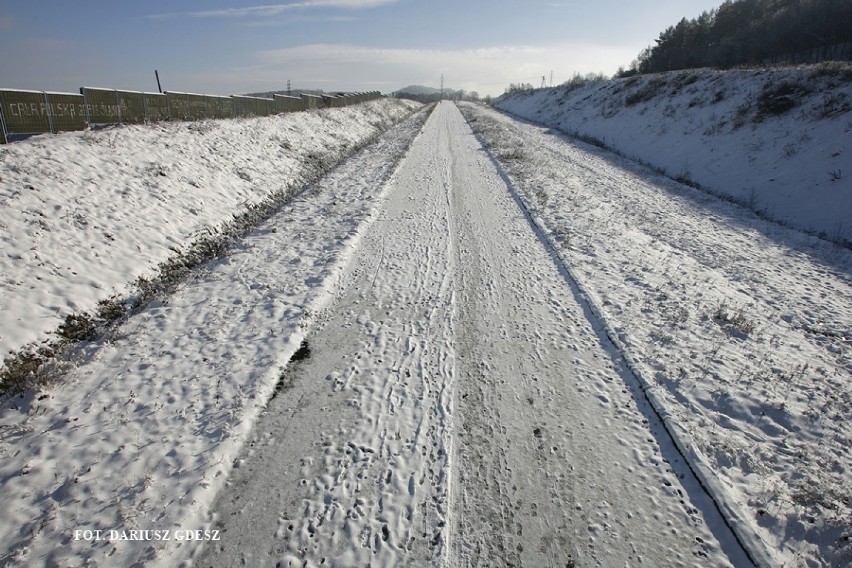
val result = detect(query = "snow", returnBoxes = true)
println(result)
[0,99,423,566]
[0,98,419,364]
[495,65,852,245]
[196,101,747,568]
[0,68,849,567]
[462,87,851,566]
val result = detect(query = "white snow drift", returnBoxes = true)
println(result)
[0,64,849,567]
[0,98,419,367]
[465,82,851,566]
[496,64,852,244]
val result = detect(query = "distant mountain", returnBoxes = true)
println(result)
[396,85,438,95]
[394,85,460,101]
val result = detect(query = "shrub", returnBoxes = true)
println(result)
[713,302,757,336]
[498,147,527,161]
[504,83,535,95]
[732,102,752,129]
[817,92,851,119]
[625,76,668,107]
[810,61,852,82]
[674,71,699,88]
[0,350,49,394]
[561,72,608,92]
[756,80,812,120]
[57,314,97,342]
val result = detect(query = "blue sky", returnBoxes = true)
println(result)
[1,1,722,97]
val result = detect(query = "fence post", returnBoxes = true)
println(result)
[0,102,7,144]
[81,88,91,125]
[115,90,122,124]
[44,92,55,134]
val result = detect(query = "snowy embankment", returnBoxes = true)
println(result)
[0,98,420,381]
[0,102,430,566]
[459,101,851,566]
[496,64,852,245]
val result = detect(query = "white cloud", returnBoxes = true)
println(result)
[239,15,359,27]
[197,43,636,96]
[148,0,397,20]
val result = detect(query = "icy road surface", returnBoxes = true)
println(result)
[197,101,750,567]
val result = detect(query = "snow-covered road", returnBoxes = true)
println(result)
[197,101,750,567]
[7,96,844,566]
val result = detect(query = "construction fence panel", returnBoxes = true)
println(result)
[0,90,52,139]
[1,85,385,143]
[117,91,147,124]
[144,93,169,122]
[236,96,275,116]
[249,97,273,116]
[0,90,90,141]
[47,92,87,133]
[186,93,208,121]
[81,87,122,124]
[206,96,234,119]
[274,95,304,113]
[301,94,322,109]
[232,96,256,117]
[166,91,189,120]
[80,87,152,124]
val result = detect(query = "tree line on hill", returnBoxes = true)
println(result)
[392,87,487,104]
[619,0,852,76]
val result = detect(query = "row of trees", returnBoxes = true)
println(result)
[394,88,484,104]
[621,0,852,76]
[504,83,535,94]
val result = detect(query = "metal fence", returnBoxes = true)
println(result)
[274,94,305,113]
[0,88,383,143]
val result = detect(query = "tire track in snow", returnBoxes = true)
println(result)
[458,102,784,567]
[200,102,749,567]
[442,102,749,567]
[198,103,457,567]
